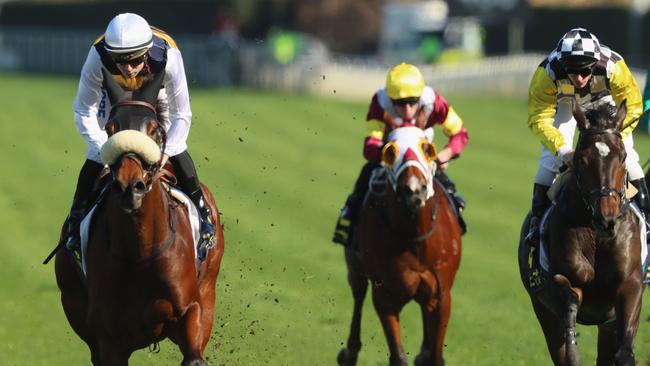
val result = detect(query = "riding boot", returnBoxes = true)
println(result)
[65,159,104,261]
[332,162,378,247]
[333,193,359,246]
[170,152,215,260]
[435,170,467,234]
[525,183,551,247]
[631,178,650,230]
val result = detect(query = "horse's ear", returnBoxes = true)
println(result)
[101,68,126,105]
[572,100,590,131]
[146,120,165,147]
[615,99,628,131]
[135,71,165,105]
[415,106,427,129]
[383,111,397,131]
[105,120,118,137]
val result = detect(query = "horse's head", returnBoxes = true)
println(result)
[99,68,167,212]
[572,100,628,232]
[381,126,437,213]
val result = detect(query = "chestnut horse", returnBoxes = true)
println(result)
[338,126,462,366]
[518,101,643,366]
[54,70,224,365]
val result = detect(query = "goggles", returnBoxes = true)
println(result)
[392,97,420,107]
[110,49,148,66]
[565,65,593,77]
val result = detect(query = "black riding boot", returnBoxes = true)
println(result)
[435,170,467,234]
[631,178,650,230]
[65,159,104,261]
[333,162,379,247]
[525,183,551,247]
[170,152,215,260]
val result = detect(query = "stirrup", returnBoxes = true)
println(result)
[65,234,82,264]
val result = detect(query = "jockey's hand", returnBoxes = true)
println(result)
[436,147,453,170]
[559,149,574,166]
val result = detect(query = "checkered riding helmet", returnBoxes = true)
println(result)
[556,28,601,69]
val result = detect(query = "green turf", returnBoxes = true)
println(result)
[2,72,650,365]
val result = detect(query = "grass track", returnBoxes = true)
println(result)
[2,72,650,365]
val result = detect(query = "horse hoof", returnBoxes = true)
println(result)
[182,359,207,366]
[337,348,358,366]
[614,351,635,366]
[415,351,443,366]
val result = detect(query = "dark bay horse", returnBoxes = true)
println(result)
[54,70,225,365]
[518,101,643,366]
[338,126,462,366]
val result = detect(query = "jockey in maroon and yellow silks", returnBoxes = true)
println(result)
[363,86,468,163]
[332,63,468,246]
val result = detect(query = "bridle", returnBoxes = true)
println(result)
[573,127,628,219]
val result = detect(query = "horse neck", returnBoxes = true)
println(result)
[556,175,592,225]
[108,180,172,259]
[385,188,436,240]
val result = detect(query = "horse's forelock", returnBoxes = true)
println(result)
[584,104,617,129]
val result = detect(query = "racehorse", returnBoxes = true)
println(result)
[518,101,643,366]
[338,126,462,366]
[54,70,225,365]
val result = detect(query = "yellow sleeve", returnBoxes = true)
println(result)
[528,67,564,154]
[609,59,642,139]
[365,119,385,140]
[440,106,463,136]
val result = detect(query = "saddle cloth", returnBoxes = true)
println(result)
[538,202,649,282]
[79,186,200,274]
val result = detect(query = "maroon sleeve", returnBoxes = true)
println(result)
[426,91,450,127]
[366,93,384,122]
[446,126,469,156]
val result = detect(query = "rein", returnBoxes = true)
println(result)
[574,127,628,220]
[113,100,158,114]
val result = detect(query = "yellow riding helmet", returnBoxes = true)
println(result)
[385,63,425,100]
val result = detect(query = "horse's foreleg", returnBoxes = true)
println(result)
[554,274,582,366]
[613,274,642,366]
[96,337,129,366]
[414,270,446,366]
[337,248,369,366]
[596,322,617,366]
[179,302,207,366]
[372,288,407,366]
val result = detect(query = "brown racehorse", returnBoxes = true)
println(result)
[338,126,462,366]
[54,70,224,365]
[518,101,643,366]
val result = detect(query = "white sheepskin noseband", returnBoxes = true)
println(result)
[100,130,162,165]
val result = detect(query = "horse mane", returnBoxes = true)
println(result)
[583,103,617,130]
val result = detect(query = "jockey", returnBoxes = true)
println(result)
[526,27,650,246]
[65,13,215,259]
[333,63,469,246]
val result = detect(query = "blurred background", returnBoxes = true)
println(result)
[5,1,650,365]
[3,0,650,101]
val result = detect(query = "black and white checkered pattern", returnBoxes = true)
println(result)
[555,28,601,60]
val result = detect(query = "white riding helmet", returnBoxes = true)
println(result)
[104,13,153,58]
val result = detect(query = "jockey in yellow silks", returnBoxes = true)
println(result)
[332,63,469,246]
[65,13,215,260]
[525,27,649,246]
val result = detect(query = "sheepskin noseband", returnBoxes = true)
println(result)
[100,130,162,165]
